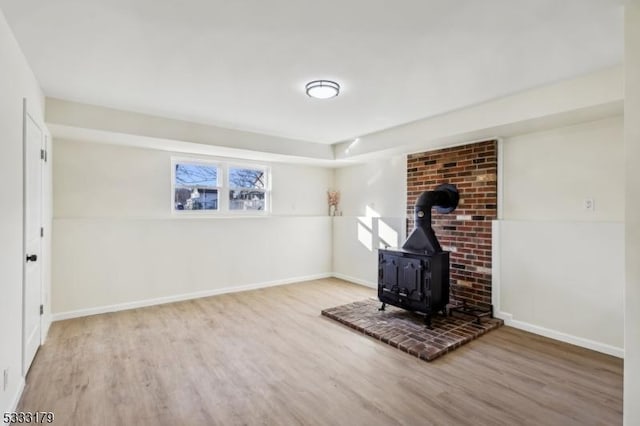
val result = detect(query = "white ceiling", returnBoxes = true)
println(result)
[1,0,624,144]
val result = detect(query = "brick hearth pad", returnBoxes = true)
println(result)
[321,298,503,362]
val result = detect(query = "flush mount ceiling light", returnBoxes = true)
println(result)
[305,80,340,99]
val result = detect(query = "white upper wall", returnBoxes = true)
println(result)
[332,156,406,285]
[53,139,333,219]
[54,140,168,218]
[503,116,624,222]
[0,9,45,414]
[334,156,407,218]
[271,163,334,216]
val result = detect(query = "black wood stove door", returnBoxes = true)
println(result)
[399,257,424,302]
[378,253,425,303]
[379,255,399,290]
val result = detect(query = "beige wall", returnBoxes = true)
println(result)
[503,116,624,222]
[0,10,46,414]
[332,156,406,285]
[53,140,332,218]
[52,140,334,316]
[496,220,624,354]
[624,1,640,424]
[498,116,625,355]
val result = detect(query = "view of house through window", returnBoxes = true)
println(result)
[173,159,269,213]
[174,163,220,211]
[229,167,266,211]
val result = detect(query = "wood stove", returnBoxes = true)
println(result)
[378,183,459,327]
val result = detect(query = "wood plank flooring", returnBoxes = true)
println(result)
[19,278,623,425]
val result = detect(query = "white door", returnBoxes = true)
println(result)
[23,105,43,375]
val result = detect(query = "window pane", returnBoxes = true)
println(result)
[175,188,218,211]
[229,190,265,211]
[229,167,265,189]
[175,163,218,187]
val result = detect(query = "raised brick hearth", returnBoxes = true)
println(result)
[407,140,498,308]
[322,298,503,361]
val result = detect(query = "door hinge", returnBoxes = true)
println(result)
[40,149,47,162]
[40,305,44,315]
[40,227,44,238]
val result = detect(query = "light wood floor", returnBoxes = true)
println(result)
[19,278,623,426]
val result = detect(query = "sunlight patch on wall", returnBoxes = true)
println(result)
[355,204,400,252]
[378,219,398,249]
[357,221,373,251]
[365,205,380,218]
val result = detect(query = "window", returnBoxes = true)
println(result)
[228,166,266,211]
[172,158,269,214]
[173,162,221,211]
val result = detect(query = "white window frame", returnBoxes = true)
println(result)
[171,157,271,216]
[227,163,270,215]
[171,158,223,215]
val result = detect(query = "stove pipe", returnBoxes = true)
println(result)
[402,183,459,254]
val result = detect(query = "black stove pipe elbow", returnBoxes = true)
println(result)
[402,183,459,254]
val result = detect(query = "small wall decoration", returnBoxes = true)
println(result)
[327,190,340,216]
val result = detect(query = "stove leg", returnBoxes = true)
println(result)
[378,302,386,311]
[424,313,432,329]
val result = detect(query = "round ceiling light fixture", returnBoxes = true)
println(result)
[305,80,340,99]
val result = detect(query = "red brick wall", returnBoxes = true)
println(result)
[406,140,497,308]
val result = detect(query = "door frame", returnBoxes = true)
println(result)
[40,132,49,344]
[22,98,45,375]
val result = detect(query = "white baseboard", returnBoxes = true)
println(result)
[332,273,377,289]
[52,273,332,321]
[495,311,624,358]
[7,377,26,413]
[495,311,513,321]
